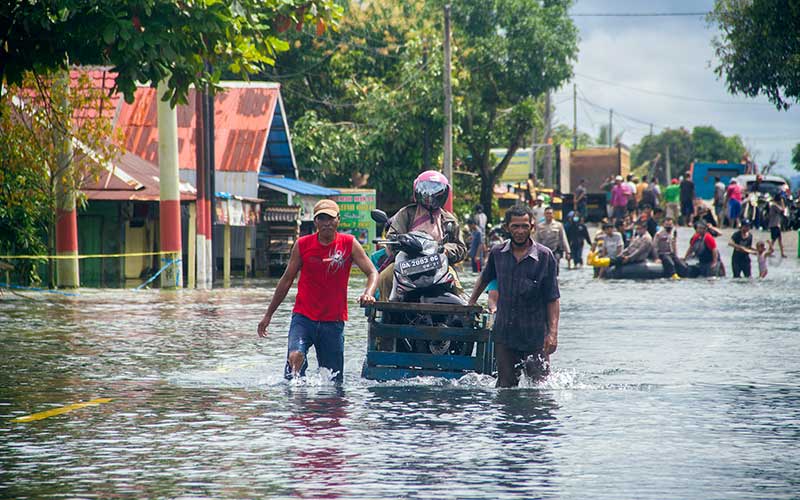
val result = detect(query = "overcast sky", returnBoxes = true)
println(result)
[552,0,799,177]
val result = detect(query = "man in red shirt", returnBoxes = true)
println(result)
[684,221,719,277]
[258,199,378,383]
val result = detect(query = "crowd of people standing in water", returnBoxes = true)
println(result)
[465,170,792,280]
[260,168,792,387]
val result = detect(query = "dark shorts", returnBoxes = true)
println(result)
[494,342,549,388]
[731,254,751,278]
[285,313,345,383]
[770,226,782,241]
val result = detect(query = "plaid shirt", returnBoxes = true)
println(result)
[481,238,560,351]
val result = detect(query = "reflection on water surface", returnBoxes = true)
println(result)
[2,233,799,499]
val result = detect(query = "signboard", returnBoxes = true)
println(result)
[332,189,376,255]
[492,148,533,184]
[214,199,261,226]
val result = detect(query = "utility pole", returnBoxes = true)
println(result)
[608,108,613,147]
[157,80,183,289]
[572,83,577,151]
[54,69,79,288]
[529,127,537,176]
[530,127,537,182]
[442,4,452,183]
[194,88,208,289]
[650,123,654,136]
[422,43,431,169]
[543,91,553,188]
[665,146,671,185]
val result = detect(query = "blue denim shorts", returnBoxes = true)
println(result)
[285,313,345,383]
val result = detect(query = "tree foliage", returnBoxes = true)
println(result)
[268,0,577,220]
[0,0,341,105]
[0,70,121,284]
[792,143,800,172]
[631,125,746,183]
[691,125,746,164]
[271,0,450,210]
[551,124,594,151]
[452,0,578,221]
[709,0,800,110]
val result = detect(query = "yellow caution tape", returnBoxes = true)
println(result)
[0,251,177,260]
[11,398,113,422]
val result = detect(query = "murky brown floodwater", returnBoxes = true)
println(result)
[2,227,799,499]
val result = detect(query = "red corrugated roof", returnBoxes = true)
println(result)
[69,68,121,125]
[116,83,279,173]
[83,151,196,202]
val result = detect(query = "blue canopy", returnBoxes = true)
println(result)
[258,175,340,197]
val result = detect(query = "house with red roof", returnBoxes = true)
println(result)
[73,70,340,286]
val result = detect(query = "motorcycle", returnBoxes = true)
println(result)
[371,209,472,356]
[783,194,800,231]
[742,192,770,230]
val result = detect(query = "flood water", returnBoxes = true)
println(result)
[2,227,799,499]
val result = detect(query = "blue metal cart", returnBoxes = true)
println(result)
[361,302,494,381]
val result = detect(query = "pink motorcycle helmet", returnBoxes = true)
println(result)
[413,170,450,211]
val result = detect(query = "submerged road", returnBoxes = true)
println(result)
[1,225,799,499]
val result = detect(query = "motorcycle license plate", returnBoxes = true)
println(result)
[398,254,442,276]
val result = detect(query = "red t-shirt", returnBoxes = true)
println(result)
[293,232,354,322]
[726,184,742,201]
[690,232,717,250]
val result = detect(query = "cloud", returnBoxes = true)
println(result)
[552,0,799,173]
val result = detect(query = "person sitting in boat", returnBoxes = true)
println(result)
[376,170,467,300]
[653,216,688,279]
[589,219,654,268]
[684,220,720,277]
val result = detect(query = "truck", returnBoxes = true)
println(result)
[689,162,746,200]
[559,145,630,222]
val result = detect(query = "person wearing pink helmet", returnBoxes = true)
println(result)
[376,170,467,299]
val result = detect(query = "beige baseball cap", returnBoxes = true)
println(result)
[313,199,339,218]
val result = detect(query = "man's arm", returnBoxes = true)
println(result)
[684,237,694,260]
[351,240,378,305]
[711,242,719,268]
[582,227,592,246]
[728,237,756,254]
[468,274,488,306]
[468,251,495,306]
[258,242,302,337]
[444,220,468,264]
[543,299,560,355]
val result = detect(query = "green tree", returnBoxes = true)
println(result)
[792,143,800,172]
[691,125,746,163]
[631,128,694,183]
[270,0,451,210]
[709,0,800,110]
[595,124,623,148]
[0,70,120,285]
[551,124,593,150]
[452,0,578,221]
[0,0,341,105]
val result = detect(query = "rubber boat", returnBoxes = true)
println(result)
[598,260,726,280]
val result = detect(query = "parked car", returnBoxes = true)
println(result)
[734,174,789,197]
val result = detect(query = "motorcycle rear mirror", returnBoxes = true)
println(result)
[371,209,389,225]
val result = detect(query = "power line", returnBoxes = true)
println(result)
[570,12,708,17]
[576,85,667,129]
[574,73,775,106]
